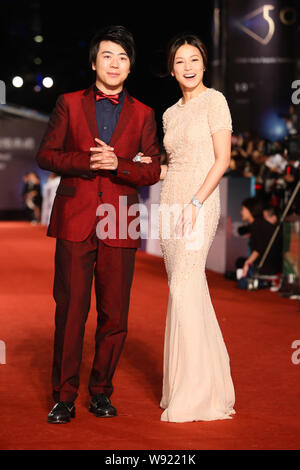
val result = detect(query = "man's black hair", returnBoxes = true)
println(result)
[242,197,263,219]
[89,25,136,68]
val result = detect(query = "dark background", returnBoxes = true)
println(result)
[0,0,214,139]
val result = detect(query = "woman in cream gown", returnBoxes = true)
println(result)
[140,33,235,423]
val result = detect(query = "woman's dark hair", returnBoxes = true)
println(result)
[242,197,263,219]
[89,25,136,68]
[166,32,208,75]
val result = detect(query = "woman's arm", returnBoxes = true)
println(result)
[134,152,169,180]
[176,129,231,236]
[194,129,232,203]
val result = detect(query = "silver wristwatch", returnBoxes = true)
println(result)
[191,196,203,208]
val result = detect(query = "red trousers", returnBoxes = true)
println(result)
[52,228,136,402]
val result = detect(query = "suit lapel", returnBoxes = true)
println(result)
[81,86,135,146]
[110,90,135,147]
[81,85,99,140]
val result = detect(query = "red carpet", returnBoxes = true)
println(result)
[0,222,300,450]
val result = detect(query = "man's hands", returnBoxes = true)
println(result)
[90,138,118,171]
[242,262,250,278]
[89,139,157,173]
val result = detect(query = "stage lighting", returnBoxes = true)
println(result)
[34,35,44,43]
[42,77,54,88]
[12,76,23,88]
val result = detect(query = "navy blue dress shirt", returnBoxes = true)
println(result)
[94,87,125,145]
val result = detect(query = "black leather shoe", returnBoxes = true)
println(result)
[89,394,117,417]
[47,401,75,424]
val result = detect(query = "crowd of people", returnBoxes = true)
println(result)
[226,106,300,216]
[227,105,300,290]
[224,105,300,290]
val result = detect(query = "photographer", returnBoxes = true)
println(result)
[237,198,283,287]
[22,172,42,224]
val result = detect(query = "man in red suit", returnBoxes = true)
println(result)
[36,25,161,423]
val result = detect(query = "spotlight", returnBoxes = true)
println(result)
[34,35,44,43]
[42,77,54,88]
[12,76,23,88]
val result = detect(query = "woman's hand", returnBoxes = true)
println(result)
[133,155,168,181]
[137,157,168,182]
[160,164,168,180]
[175,203,200,238]
[133,152,152,164]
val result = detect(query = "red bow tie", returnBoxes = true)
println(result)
[95,90,120,105]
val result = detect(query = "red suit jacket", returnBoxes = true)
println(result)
[36,85,161,247]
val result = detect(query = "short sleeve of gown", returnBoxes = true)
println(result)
[208,90,232,135]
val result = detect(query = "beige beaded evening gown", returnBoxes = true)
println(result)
[159,88,235,423]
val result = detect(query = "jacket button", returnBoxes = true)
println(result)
[98,191,103,197]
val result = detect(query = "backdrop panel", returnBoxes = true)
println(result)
[0,106,48,211]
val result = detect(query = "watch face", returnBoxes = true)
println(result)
[192,197,202,208]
